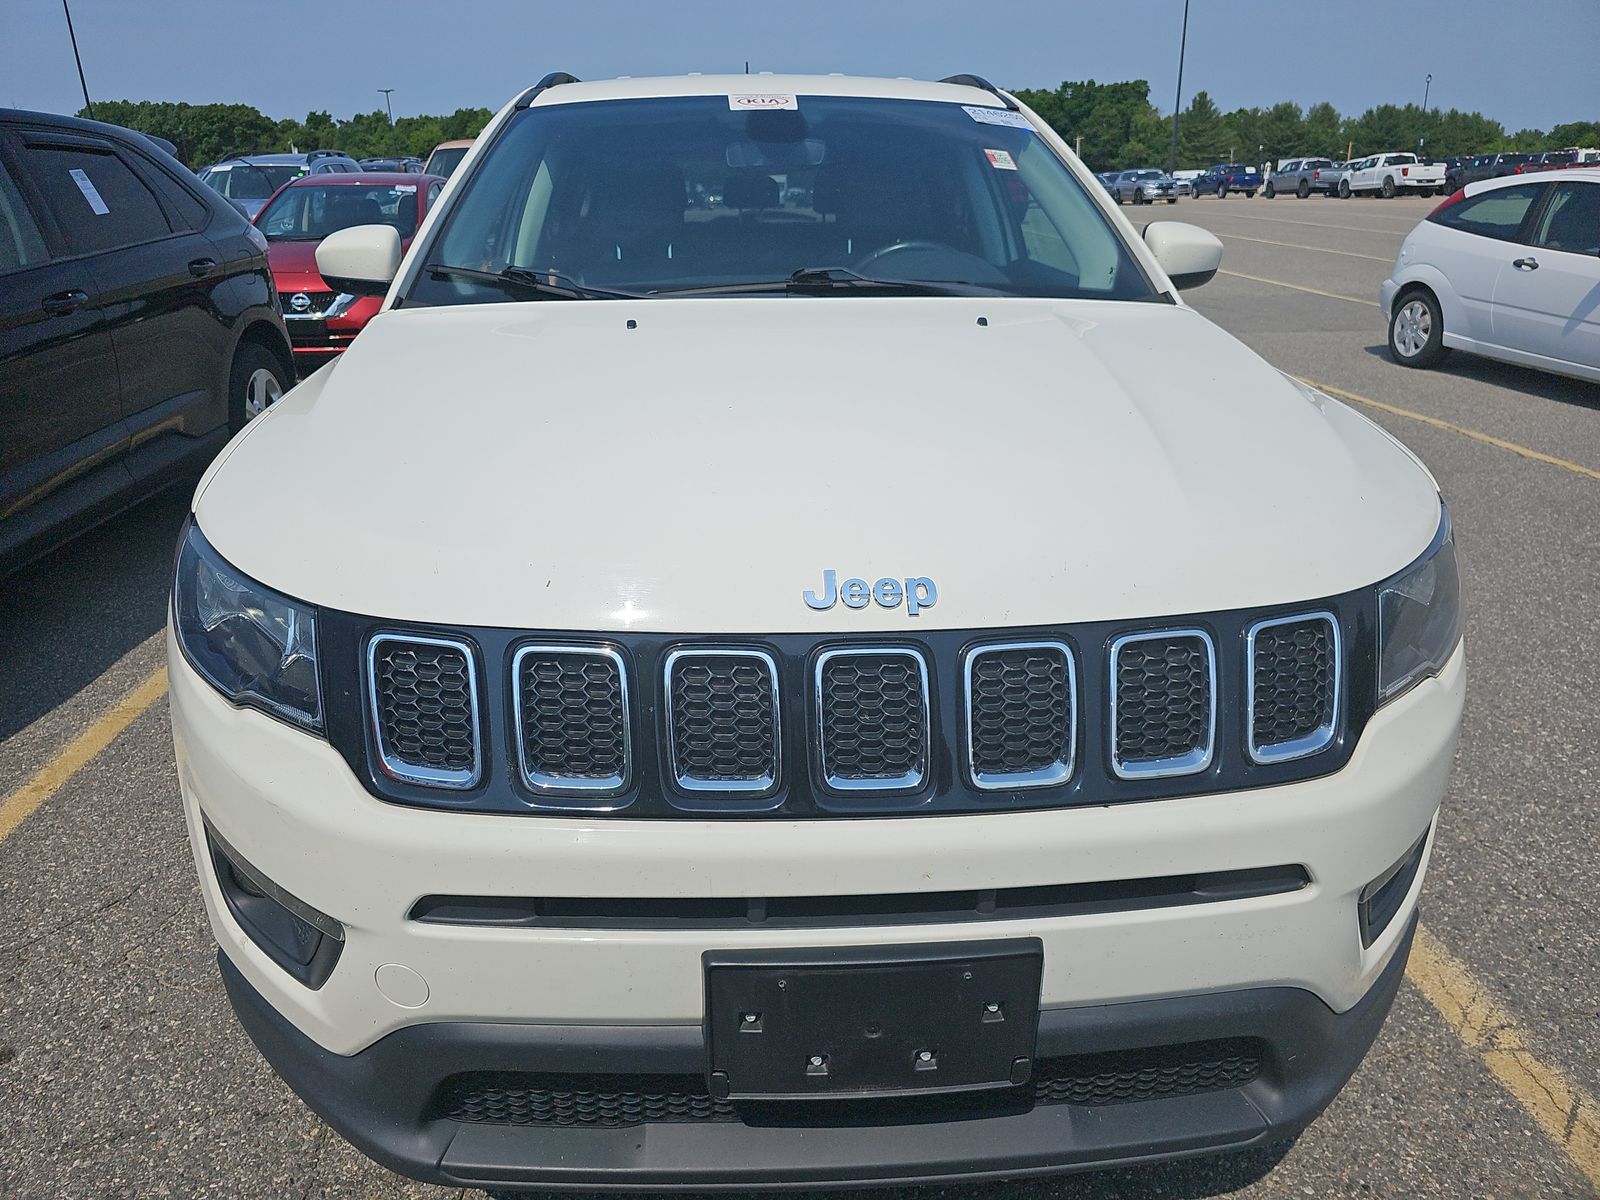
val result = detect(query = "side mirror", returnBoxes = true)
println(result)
[1142,221,1223,291]
[315,224,402,297]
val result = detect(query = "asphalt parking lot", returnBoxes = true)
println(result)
[3,189,1599,1199]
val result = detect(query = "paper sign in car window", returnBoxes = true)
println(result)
[964,105,1032,129]
[68,168,111,215]
[395,184,417,192]
[984,148,1018,171]
[728,94,798,111]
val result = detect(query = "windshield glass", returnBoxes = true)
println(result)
[427,146,470,177]
[407,95,1154,304]
[1130,170,1164,180]
[257,183,420,241]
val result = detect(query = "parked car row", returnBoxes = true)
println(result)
[197,150,362,218]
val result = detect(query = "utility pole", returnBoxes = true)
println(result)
[1417,74,1432,154]
[1167,0,1190,176]
[62,0,92,119]
[379,89,395,125]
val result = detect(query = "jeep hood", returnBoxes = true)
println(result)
[195,298,1440,632]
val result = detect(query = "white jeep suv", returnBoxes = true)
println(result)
[170,72,1464,1192]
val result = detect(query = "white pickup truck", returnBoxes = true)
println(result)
[1342,152,1446,198]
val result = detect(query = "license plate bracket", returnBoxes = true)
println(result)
[704,940,1042,1100]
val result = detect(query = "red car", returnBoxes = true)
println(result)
[254,172,444,371]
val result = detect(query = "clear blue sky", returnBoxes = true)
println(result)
[4,0,1596,131]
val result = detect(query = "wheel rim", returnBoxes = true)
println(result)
[1393,300,1432,358]
[243,366,282,419]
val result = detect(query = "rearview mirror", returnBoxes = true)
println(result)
[1142,221,1223,291]
[315,224,402,298]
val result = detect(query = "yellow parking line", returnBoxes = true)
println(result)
[1302,378,1600,482]
[1408,925,1600,1189]
[1218,269,1378,307]
[1215,231,1391,263]
[0,667,168,844]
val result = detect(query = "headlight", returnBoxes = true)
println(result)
[1377,504,1461,705]
[172,522,323,732]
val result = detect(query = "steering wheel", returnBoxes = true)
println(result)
[852,240,961,273]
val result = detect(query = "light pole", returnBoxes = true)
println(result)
[1417,74,1431,153]
[62,0,93,119]
[379,89,395,126]
[1167,0,1190,176]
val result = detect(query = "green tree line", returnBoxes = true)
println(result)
[81,90,1596,175]
[76,99,493,168]
[1008,80,1598,171]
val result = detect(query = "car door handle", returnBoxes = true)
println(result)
[188,257,219,277]
[1512,257,1539,271]
[40,289,89,316]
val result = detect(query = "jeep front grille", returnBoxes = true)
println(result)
[367,634,481,789]
[965,641,1076,789]
[664,649,780,794]
[514,645,630,794]
[815,648,929,791]
[1247,613,1340,763]
[1109,631,1215,779]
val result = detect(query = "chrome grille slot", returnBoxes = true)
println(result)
[664,649,780,794]
[965,641,1076,790]
[514,645,630,795]
[1247,613,1340,763]
[815,648,929,791]
[367,634,481,789]
[1110,630,1215,779]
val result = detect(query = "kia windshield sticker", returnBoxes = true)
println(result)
[728,93,798,111]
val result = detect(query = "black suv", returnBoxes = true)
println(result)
[0,109,292,575]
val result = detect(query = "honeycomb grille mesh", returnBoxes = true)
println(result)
[818,652,926,785]
[668,654,778,787]
[518,650,628,785]
[968,646,1073,781]
[437,1040,1262,1128]
[1114,635,1212,767]
[1251,618,1337,752]
[371,639,476,775]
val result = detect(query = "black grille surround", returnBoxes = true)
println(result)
[434,1038,1263,1128]
[326,593,1374,819]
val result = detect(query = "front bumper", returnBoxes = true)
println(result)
[220,916,1414,1190]
[171,626,1462,1184]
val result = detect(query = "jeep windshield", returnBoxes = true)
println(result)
[406,95,1156,304]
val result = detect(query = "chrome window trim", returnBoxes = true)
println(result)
[366,632,482,790]
[815,646,931,792]
[1246,611,1341,764]
[663,647,781,796]
[963,640,1077,791]
[512,643,632,796]
[1108,628,1217,780]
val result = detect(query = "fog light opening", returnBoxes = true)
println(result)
[1358,828,1430,949]
[206,823,344,989]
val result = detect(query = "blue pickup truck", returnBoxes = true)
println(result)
[1192,162,1263,198]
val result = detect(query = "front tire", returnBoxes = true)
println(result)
[1339,179,1351,198]
[1264,181,1276,198]
[1381,176,1397,198]
[1135,190,1146,205]
[228,343,290,432]
[1388,291,1449,369]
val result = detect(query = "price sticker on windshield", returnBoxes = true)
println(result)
[983,148,1018,171]
[728,94,798,111]
[964,105,1032,129]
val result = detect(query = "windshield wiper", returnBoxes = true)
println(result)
[651,267,1003,298]
[427,264,641,300]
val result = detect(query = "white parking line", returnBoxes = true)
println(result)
[1193,208,1412,237]
[1214,232,1391,263]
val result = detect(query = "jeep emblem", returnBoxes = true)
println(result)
[804,570,937,617]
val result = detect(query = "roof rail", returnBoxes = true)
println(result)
[940,74,1019,112]
[305,149,346,161]
[514,72,582,109]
